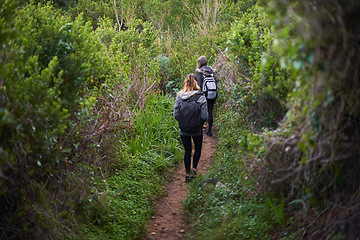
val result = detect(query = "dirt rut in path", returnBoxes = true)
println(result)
[144,133,217,240]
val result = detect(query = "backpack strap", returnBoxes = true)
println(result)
[196,68,214,77]
[185,92,201,102]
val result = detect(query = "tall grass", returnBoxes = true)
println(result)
[77,94,182,239]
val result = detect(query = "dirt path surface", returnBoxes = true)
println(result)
[144,133,217,240]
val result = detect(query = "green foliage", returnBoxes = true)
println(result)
[218,4,288,131]
[15,3,106,110]
[65,0,145,29]
[0,3,76,238]
[77,95,181,239]
[0,0,170,238]
[3,0,358,239]
[65,0,194,31]
[265,194,285,227]
[165,28,227,92]
[184,107,276,239]
[185,182,274,240]
[0,0,17,53]
[230,4,289,96]
[259,0,360,238]
[121,94,180,160]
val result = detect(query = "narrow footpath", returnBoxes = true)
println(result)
[144,132,218,240]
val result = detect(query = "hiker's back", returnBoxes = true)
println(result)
[173,90,208,136]
[178,93,202,132]
[196,66,218,100]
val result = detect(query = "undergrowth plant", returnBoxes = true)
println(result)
[215,4,288,132]
[0,3,101,238]
[259,0,360,238]
[184,106,277,239]
[76,94,182,239]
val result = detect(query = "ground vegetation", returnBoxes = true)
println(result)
[1,0,359,239]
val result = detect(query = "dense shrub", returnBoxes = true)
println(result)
[166,32,222,92]
[14,3,106,110]
[0,1,175,239]
[0,3,77,238]
[216,4,288,131]
[259,0,360,238]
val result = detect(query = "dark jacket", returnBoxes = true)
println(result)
[196,65,217,96]
[173,90,208,136]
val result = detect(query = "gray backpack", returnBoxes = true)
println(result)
[202,73,218,99]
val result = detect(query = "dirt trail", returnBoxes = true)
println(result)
[144,132,217,240]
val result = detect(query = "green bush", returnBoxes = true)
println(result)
[15,3,106,110]
[0,3,76,238]
[0,1,170,238]
[223,4,288,131]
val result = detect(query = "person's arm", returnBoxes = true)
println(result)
[173,94,181,122]
[199,95,208,123]
[214,71,218,93]
[196,71,203,91]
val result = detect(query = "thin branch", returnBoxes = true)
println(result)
[86,7,99,22]
[113,0,122,31]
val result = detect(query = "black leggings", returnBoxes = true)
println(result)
[180,135,203,174]
[207,98,216,132]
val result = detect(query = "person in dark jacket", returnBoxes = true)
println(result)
[174,73,208,182]
[196,56,217,137]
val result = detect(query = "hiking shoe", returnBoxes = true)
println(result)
[185,175,191,183]
[189,170,197,181]
[190,170,197,177]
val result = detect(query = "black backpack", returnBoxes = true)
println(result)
[202,73,217,99]
[178,93,202,132]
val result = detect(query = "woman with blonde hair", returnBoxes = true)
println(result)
[174,74,208,182]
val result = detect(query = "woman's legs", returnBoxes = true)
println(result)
[180,135,192,174]
[207,99,216,136]
[192,135,203,170]
[180,135,203,178]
